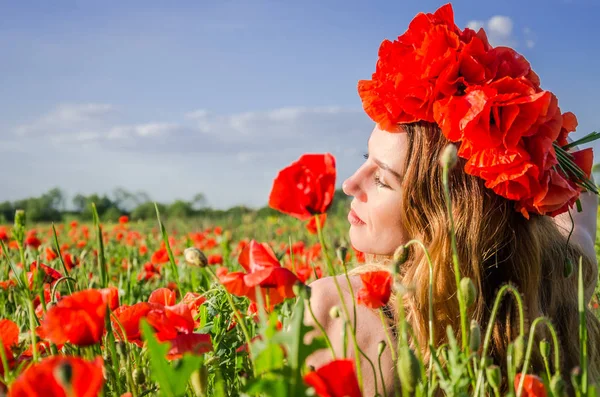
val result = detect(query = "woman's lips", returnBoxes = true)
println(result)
[348,208,366,226]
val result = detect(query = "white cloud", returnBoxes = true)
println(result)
[6,104,373,208]
[14,103,115,136]
[466,15,533,48]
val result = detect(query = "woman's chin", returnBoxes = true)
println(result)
[348,227,368,251]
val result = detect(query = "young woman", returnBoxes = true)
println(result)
[305,4,600,395]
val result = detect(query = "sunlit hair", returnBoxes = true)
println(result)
[354,121,600,392]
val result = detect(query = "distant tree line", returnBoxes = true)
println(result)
[0,187,351,224]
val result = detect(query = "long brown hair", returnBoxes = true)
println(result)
[363,122,600,391]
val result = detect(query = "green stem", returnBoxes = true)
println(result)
[204,267,255,373]
[314,214,364,391]
[378,345,388,397]
[441,165,469,352]
[349,320,379,397]
[307,299,336,359]
[154,204,180,291]
[473,285,525,396]
[379,309,396,361]
[51,224,74,294]
[515,317,561,397]
[578,256,588,396]
[27,299,39,362]
[404,239,436,386]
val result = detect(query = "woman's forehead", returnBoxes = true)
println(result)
[368,125,408,170]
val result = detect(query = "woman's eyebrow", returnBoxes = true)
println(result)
[372,158,402,181]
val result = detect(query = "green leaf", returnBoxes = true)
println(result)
[141,320,203,397]
[271,297,328,397]
[253,343,286,375]
[244,374,288,396]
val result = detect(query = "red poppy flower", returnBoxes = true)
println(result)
[151,248,170,264]
[218,240,300,306]
[41,289,107,346]
[28,262,62,289]
[8,356,104,397]
[0,227,9,242]
[303,359,362,397]
[514,373,547,397]
[113,299,195,346]
[149,288,176,306]
[45,247,58,262]
[268,153,336,221]
[357,271,393,309]
[306,214,327,235]
[207,254,223,265]
[0,319,19,372]
[165,333,212,360]
[119,215,129,224]
[138,262,161,281]
[100,287,120,311]
[182,292,206,321]
[24,233,41,250]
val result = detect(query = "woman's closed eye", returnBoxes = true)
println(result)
[374,172,390,189]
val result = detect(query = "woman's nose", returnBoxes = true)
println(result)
[343,174,367,202]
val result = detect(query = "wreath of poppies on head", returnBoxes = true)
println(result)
[358,3,599,219]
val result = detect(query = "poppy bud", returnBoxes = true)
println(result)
[53,360,73,390]
[469,320,481,353]
[550,374,566,397]
[486,365,501,391]
[460,277,477,308]
[378,340,387,356]
[184,247,208,268]
[293,282,311,300]
[116,341,127,358]
[540,339,550,361]
[336,246,348,264]
[397,346,421,393]
[440,144,458,169]
[133,368,145,385]
[14,209,26,230]
[513,335,525,369]
[329,306,341,319]
[393,245,408,266]
[563,258,573,278]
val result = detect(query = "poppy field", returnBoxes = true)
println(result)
[0,152,599,397]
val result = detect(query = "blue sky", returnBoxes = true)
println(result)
[1,0,599,209]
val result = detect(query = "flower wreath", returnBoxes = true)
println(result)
[358,3,599,219]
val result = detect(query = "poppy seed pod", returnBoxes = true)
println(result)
[184,247,208,267]
[53,361,73,389]
[439,144,458,169]
[460,277,477,308]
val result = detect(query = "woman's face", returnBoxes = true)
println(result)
[342,125,409,256]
